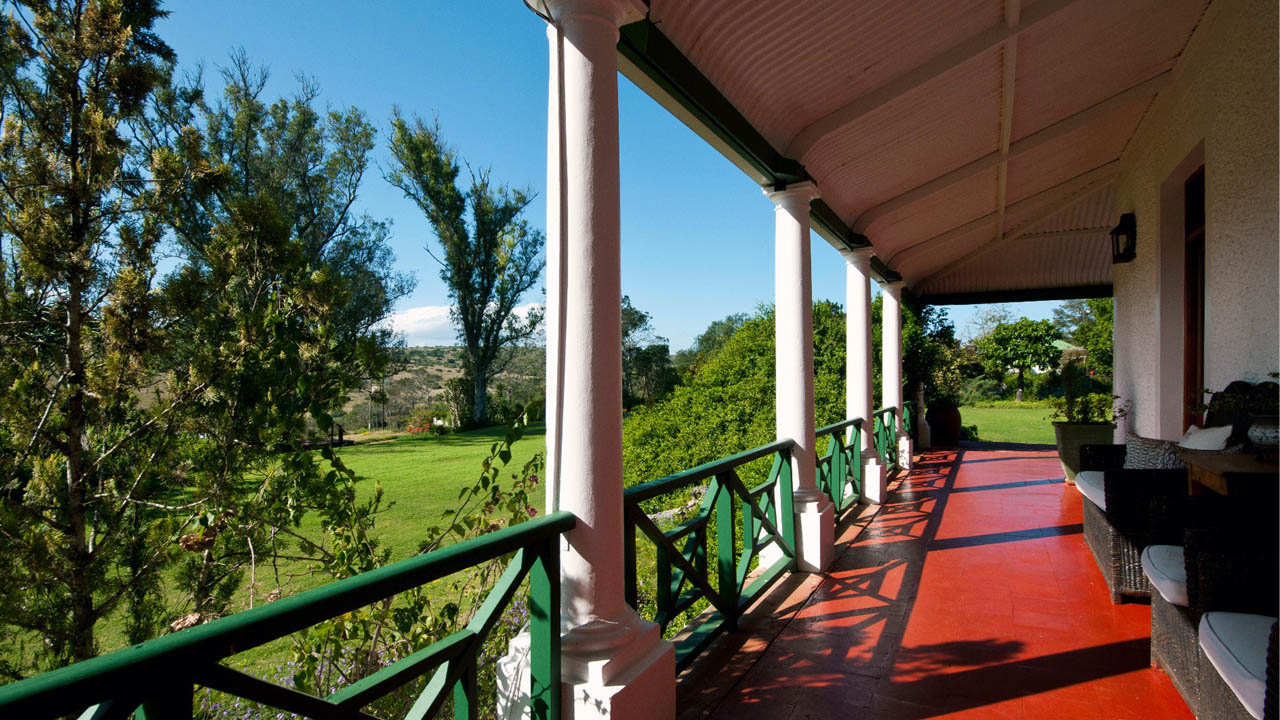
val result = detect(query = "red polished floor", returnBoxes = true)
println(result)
[691,446,1193,720]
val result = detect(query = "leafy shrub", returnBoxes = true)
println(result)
[958,377,1005,405]
[622,303,848,489]
[966,399,1055,409]
[1051,361,1121,423]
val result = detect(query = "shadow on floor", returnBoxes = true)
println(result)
[677,446,1177,720]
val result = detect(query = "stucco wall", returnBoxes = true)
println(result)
[1113,0,1279,439]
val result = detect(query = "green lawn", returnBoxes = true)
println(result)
[69,424,548,677]
[339,424,547,563]
[958,405,1056,445]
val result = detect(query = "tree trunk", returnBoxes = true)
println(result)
[472,371,487,426]
[64,276,96,661]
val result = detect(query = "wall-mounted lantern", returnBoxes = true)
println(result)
[1111,213,1137,264]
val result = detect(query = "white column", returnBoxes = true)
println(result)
[844,249,886,503]
[879,281,914,470]
[507,3,674,718]
[767,182,833,573]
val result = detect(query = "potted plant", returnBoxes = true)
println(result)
[1051,360,1122,484]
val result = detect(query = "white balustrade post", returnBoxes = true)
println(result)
[879,281,914,470]
[767,182,834,573]
[500,3,675,718]
[844,249,886,503]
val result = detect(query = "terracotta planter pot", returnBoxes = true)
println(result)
[1053,421,1115,484]
[926,403,963,447]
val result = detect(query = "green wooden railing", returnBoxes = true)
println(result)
[0,511,576,720]
[873,406,898,470]
[903,400,917,442]
[623,440,796,669]
[815,418,863,514]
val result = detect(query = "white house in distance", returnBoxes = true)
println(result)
[525,0,1276,717]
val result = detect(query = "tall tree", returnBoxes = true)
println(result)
[152,55,410,619]
[975,318,1062,396]
[1052,298,1113,381]
[387,112,543,426]
[0,0,184,669]
[620,295,675,405]
[673,312,749,374]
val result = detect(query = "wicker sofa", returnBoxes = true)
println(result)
[1145,492,1278,719]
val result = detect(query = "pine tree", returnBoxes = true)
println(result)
[0,0,183,668]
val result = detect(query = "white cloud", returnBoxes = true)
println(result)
[382,303,544,347]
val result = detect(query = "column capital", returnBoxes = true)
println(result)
[877,278,905,297]
[842,246,876,272]
[764,181,818,212]
[532,0,646,27]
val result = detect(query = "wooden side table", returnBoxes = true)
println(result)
[1178,450,1279,497]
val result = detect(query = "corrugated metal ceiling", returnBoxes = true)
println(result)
[643,0,1210,300]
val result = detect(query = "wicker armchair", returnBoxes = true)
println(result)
[1078,380,1278,604]
[1076,444,1186,602]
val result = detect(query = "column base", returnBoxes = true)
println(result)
[791,489,834,573]
[861,455,887,504]
[497,613,675,720]
[896,433,914,471]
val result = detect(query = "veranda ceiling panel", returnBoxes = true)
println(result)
[895,218,1001,284]
[626,0,1210,299]
[864,167,1001,262]
[918,230,1113,298]
[804,49,1002,223]
[1003,99,1145,206]
[1016,185,1118,236]
[649,0,1002,153]
[1011,0,1208,141]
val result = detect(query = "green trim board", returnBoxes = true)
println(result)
[809,198,870,249]
[918,284,1113,305]
[618,21,804,186]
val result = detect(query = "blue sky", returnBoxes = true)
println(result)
[157,1,1059,348]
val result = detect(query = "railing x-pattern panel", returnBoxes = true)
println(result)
[816,418,863,514]
[873,406,898,469]
[623,440,797,669]
[0,512,576,720]
[903,400,916,442]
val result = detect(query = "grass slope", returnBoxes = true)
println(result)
[46,424,549,680]
[339,424,547,563]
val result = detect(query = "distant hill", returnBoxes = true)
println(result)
[338,346,544,431]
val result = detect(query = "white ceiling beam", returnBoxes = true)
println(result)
[1011,226,1113,241]
[994,0,1021,243]
[783,0,1081,159]
[914,161,1120,284]
[852,69,1171,233]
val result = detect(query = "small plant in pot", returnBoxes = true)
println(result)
[1051,361,1122,484]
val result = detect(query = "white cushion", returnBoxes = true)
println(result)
[1199,612,1277,720]
[1075,470,1106,511]
[1141,545,1188,606]
[1178,424,1233,451]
